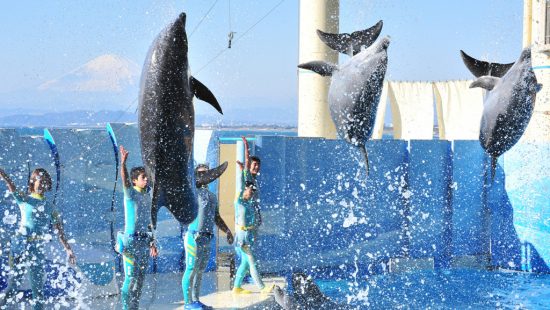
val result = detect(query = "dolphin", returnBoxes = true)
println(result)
[195,161,228,188]
[138,12,224,226]
[461,48,541,179]
[298,21,389,174]
[274,273,351,310]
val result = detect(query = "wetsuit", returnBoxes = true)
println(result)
[181,187,217,307]
[233,194,265,290]
[117,186,153,310]
[0,192,60,310]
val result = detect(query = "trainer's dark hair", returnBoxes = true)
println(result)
[250,156,261,164]
[195,163,209,173]
[28,168,52,193]
[130,167,146,181]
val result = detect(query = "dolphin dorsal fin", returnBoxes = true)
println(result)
[298,61,338,77]
[460,50,514,78]
[190,76,223,115]
[317,20,383,56]
[470,76,499,91]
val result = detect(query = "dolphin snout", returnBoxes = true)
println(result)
[177,12,187,25]
[379,36,391,50]
[519,47,532,62]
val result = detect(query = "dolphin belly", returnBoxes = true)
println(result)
[482,94,536,157]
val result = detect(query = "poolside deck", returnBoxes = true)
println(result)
[86,269,285,309]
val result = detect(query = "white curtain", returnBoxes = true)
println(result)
[433,80,484,140]
[371,81,389,139]
[388,81,434,139]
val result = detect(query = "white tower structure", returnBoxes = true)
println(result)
[297,0,339,138]
[523,0,550,141]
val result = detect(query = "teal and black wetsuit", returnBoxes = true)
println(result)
[233,193,265,290]
[181,187,217,306]
[234,169,261,245]
[117,186,154,310]
[235,169,260,212]
[0,192,60,310]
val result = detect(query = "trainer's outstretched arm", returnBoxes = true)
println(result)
[0,168,17,193]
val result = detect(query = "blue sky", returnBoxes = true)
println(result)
[0,0,523,123]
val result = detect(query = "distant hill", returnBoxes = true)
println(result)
[0,110,136,127]
[0,108,298,128]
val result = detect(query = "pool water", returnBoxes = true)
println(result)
[316,268,550,309]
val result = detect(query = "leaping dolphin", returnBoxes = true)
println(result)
[138,12,224,226]
[461,48,541,179]
[298,21,389,175]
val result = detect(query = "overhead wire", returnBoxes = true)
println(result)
[189,0,220,38]
[195,0,286,74]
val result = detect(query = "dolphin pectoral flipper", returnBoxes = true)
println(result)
[298,61,337,77]
[195,161,228,187]
[490,156,498,180]
[460,50,514,78]
[190,76,223,114]
[359,145,370,176]
[317,20,383,56]
[470,76,500,91]
[151,183,160,229]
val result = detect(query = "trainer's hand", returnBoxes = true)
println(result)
[150,244,159,258]
[119,145,129,164]
[66,249,76,265]
[236,160,244,170]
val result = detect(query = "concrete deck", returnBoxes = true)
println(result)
[84,269,284,309]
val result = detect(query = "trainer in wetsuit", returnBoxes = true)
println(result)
[0,168,76,310]
[232,181,274,294]
[116,145,158,310]
[235,136,261,226]
[181,164,233,310]
[234,136,262,271]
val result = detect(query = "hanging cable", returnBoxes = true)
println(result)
[196,0,286,74]
[227,0,236,48]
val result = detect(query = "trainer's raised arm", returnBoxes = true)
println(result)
[0,168,17,193]
[119,145,131,189]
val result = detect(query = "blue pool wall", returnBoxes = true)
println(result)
[251,135,550,275]
[0,126,298,282]
[0,125,548,291]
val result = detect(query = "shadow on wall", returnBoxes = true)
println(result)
[490,163,549,273]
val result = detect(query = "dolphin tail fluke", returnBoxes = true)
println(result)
[298,61,337,77]
[196,161,228,187]
[360,145,370,176]
[190,76,223,114]
[317,20,383,56]
[490,156,497,181]
[460,50,514,78]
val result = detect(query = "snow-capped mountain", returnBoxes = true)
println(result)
[38,54,140,92]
